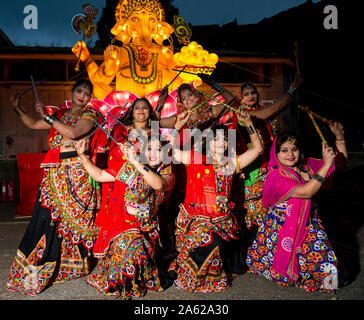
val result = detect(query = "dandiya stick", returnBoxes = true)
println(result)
[93,120,120,144]
[197,89,239,113]
[106,110,126,127]
[84,102,129,141]
[168,65,187,87]
[83,120,107,141]
[307,111,328,145]
[19,78,47,96]
[30,75,39,101]
[298,105,331,124]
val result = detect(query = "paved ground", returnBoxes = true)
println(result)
[0,166,363,302]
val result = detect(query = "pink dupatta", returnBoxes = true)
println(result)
[262,138,334,281]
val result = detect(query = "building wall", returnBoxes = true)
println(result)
[0,83,73,158]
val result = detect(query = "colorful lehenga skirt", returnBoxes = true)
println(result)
[86,227,164,298]
[241,160,267,230]
[7,153,100,296]
[246,205,338,293]
[169,205,243,293]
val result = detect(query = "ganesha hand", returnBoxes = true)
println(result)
[72,41,90,62]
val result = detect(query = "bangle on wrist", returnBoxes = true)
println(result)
[143,165,150,172]
[43,114,56,126]
[247,125,255,135]
[84,56,93,67]
[13,108,21,117]
[313,172,327,184]
[336,137,345,141]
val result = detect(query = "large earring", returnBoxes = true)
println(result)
[152,22,174,45]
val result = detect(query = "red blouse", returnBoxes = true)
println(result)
[183,152,236,219]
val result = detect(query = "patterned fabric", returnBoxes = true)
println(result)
[242,164,267,229]
[7,106,102,295]
[86,230,163,298]
[48,107,99,150]
[169,154,243,292]
[246,204,338,293]
[7,195,90,295]
[183,153,236,218]
[237,101,275,229]
[169,206,240,292]
[87,162,174,298]
[40,155,101,250]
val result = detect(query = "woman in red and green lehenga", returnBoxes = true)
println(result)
[236,75,303,232]
[166,110,263,293]
[8,79,103,295]
[76,135,174,299]
[247,124,347,293]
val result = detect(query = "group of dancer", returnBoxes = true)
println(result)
[7,73,347,298]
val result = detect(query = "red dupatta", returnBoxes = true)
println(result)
[262,137,334,281]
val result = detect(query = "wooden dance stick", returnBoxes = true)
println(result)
[298,105,331,124]
[168,65,187,87]
[30,75,39,101]
[105,110,126,128]
[197,89,239,113]
[85,102,129,141]
[83,120,107,141]
[18,78,47,96]
[307,111,328,146]
[93,120,120,144]
[172,68,198,76]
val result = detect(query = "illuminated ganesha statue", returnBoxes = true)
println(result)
[72,0,218,115]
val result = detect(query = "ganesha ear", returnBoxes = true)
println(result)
[111,22,131,44]
[153,22,174,45]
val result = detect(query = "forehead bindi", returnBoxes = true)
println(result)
[280,142,298,151]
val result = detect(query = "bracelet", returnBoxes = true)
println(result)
[13,108,21,117]
[313,172,326,184]
[84,56,93,67]
[336,137,345,141]
[43,114,56,126]
[247,125,255,135]
[143,165,150,172]
[287,85,297,96]
[235,156,241,173]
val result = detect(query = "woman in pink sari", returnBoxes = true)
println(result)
[247,122,347,293]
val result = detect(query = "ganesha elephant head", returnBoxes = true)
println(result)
[112,0,174,52]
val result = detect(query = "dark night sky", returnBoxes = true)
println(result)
[0,0,320,47]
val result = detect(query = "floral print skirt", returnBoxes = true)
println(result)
[246,207,338,293]
[86,229,164,299]
[169,205,243,293]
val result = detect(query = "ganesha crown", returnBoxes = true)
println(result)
[115,0,165,22]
